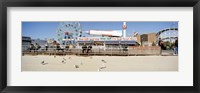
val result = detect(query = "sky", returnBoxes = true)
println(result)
[22,21,178,40]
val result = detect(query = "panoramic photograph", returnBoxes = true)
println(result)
[22,21,178,71]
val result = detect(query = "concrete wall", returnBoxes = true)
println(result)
[128,46,161,55]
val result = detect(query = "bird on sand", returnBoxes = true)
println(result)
[100,66,106,69]
[100,62,106,69]
[68,57,71,59]
[41,61,48,65]
[98,66,106,71]
[62,60,66,64]
[101,59,107,63]
[74,65,79,68]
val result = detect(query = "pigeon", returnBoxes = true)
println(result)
[101,59,107,63]
[98,66,106,71]
[41,61,44,64]
[74,65,79,68]
[90,57,92,59]
[68,57,71,59]
[100,63,106,69]
[54,56,56,58]
[62,60,66,64]
[100,66,106,69]
[41,61,48,65]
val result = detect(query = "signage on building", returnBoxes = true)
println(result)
[76,37,137,41]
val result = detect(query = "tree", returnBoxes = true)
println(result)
[152,41,156,46]
[163,41,172,50]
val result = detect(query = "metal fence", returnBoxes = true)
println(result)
[22,45,161,56]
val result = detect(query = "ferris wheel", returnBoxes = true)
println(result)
[56,22,82,45]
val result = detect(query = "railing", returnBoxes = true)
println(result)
[22,45,161,56]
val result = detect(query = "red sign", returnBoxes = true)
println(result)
[122,25,127,29]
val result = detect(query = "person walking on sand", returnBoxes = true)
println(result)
[33,43,36,53]
[35,43,40,52]
[87,44,92,53]
[123,42,128,53]
[158,38,164,55]
[29,44,34,52]
[82,43,87,53]
[45,43,48,51]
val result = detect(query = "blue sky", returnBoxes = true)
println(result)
[22,21,178,40]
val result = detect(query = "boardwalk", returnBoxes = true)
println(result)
[23,47,162,56]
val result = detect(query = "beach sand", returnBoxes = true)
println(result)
[22,55,178,71]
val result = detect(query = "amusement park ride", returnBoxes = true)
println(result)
[56,22,134,45]
[156,28,178,43]
[56,22,178,46]
[56,22,82,45]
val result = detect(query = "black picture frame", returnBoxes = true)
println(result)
[0,0,199,93]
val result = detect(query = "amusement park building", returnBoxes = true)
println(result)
[56,22,177,48]
[72,37,140,48]
[135,33,157,46]
[22,36,32,50]
[22,36,49,50]
[31,39,47,46]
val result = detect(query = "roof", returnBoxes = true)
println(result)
[77,40,138,45]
